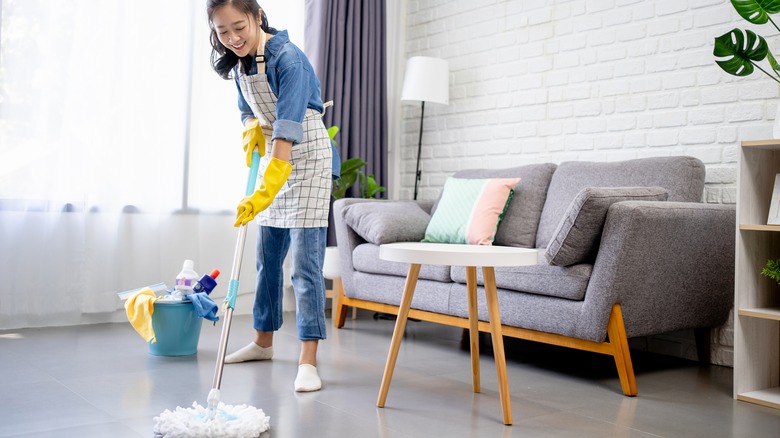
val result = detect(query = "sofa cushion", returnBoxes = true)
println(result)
[436,163,557,248]
[535,156,705,248]
[545,187,669,266]
[348,271,453,314]
[450,262,593,301]
[342,201,431,245]
[424,177,520,245]
[352,243,452,282]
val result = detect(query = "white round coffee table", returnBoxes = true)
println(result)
[376,242,538,426]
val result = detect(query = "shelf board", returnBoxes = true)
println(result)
[742,140,780,149]
[737,387,780,409]
[740,224,780,231]
[738,307,780,320]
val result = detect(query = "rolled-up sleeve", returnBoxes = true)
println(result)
[272,61,307,144]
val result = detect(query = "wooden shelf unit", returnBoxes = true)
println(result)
[737,307,780,321]
[735,140,780,410]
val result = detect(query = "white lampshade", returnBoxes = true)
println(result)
[400,56,449,105]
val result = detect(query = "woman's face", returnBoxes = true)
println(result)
[211,5,261,58]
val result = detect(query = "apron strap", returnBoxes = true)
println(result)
[322,100,334,117]
[255,30,267,74]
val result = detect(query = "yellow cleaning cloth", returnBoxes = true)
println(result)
[125,287,160,343]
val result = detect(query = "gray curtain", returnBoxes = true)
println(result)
[305,0,388,245]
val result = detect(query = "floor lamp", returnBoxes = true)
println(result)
[400,56,449,200]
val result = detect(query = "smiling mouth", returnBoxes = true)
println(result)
[231,41,246,50]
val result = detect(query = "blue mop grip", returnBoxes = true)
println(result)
[225,279,239,310]
[224,149,260,311]
[246,150,261,196]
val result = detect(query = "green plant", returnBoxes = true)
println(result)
[328,126,386,199]
[762,259,780,283]
[713,1,780,84]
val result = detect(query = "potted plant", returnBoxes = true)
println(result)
[324,126,385,319]
[713,1,780,83]
[328,126,385,199]
[761,259,780,283]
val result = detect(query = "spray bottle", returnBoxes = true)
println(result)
[174,259,199,296]
[193,269,221,295]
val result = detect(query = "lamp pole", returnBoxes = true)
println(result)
[413,101,425,200]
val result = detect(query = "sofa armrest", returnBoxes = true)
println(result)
[576,201,735,341]
[333,198,374,280]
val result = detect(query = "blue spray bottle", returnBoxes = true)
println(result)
[193,269,220,295]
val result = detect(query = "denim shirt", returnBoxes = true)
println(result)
[235,30,324,145]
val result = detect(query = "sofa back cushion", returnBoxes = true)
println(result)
[535,156,705,248]
[544,187,670,266]
[440,163,557,248]
[343,201,431,245]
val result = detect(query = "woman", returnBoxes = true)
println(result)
[207,0,331,392]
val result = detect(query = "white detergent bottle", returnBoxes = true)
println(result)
[175,259,199,296]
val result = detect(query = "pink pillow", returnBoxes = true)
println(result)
[423,177,521,245]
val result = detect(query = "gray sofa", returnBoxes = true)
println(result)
[332,156,735,395]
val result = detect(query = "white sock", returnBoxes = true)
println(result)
[294,364,322,392]
[224,343,273,364]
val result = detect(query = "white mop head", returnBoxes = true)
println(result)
[153,401,270,438]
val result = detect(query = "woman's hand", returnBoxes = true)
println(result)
[242,119,265,166]
[235,157,292,226]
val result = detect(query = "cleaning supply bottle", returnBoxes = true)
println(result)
[193,269,220,295]
[175,260,199,295]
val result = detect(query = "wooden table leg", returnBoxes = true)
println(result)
[466,266,480,393]
[483,266,512,425]
[377,263,421,408]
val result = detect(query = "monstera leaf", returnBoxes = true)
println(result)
[713,28,780,82]
[714,28,769,76]
[714,1,780,83]
[730,0,780,26]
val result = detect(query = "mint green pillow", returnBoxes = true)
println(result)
[423,177,520,245]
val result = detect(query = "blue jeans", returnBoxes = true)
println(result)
[252,226,327,341]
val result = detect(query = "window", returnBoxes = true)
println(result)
[0,0,305,213]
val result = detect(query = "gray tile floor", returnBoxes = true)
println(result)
[2,310,780,438]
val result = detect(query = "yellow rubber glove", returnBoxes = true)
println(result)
[235,157,293,226]
[242,118,266,166]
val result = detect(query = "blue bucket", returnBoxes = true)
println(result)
[148,301,202,356]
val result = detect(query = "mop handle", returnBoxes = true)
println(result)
[226,149,261,309]
[212,148,261,393]
[245,151,261,195]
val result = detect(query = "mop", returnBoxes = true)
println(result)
[153,149,271,438]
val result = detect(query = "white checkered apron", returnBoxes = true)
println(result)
[237,71,332,228]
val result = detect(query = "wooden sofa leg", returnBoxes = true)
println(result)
[333,278,348,328]
[607,304,638,396]
[693,327,711,366]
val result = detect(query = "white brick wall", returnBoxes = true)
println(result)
[399,0,775,366]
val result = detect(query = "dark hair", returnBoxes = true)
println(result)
[206,0,276,79]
